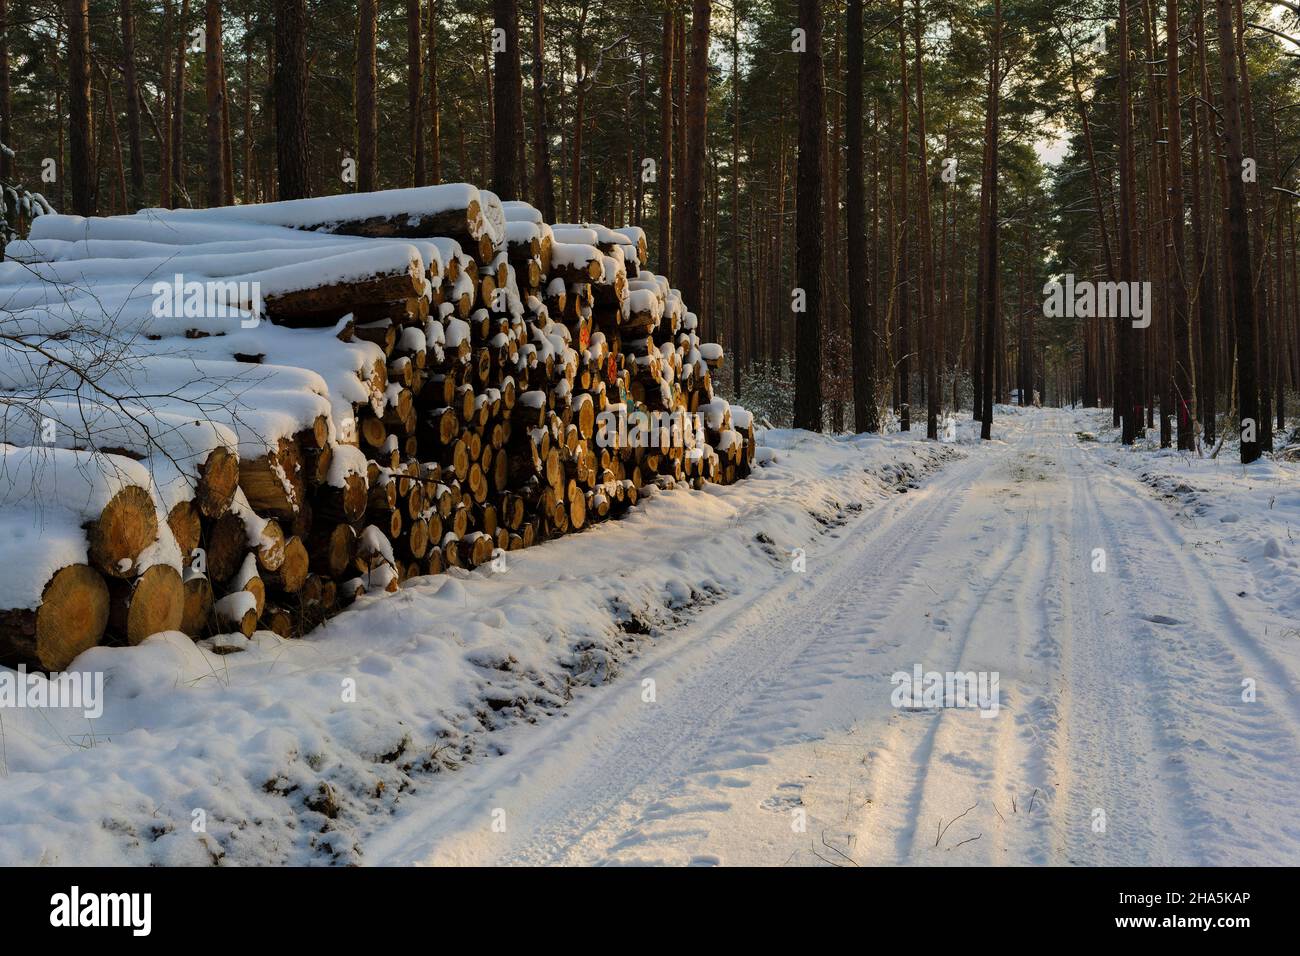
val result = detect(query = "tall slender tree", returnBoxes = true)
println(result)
[531,0,555,219]
[119,0,145,209]
[0,0,9,183]
[846,0,878,431]
[171,0,190,204]
[1191,0,1217,444]
[356,0,378,193]
[428,0,442,183]
[658,5,674,275]
[1214,0,1261,462]
[273,0,309,200]
[914,0,937,438]
[679,0,712,331]
[492,0,522,199]
[1165,0,1193,449]
[1117,0,1139,443]
[409,0,426,186]
[897,0,911,431]
[979,0,1001,440]
[65,0,93,216]
[205,0,225,207]
[793,0,825,431]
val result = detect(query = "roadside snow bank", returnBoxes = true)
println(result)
[0,429,956,865]
[1072,406,1300,639]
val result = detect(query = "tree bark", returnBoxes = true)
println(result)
[679,0,711,332]
[408,0,426,186]
[731,3,742,394]
[847,0,877,432]
[531,0,555,219]
[66,0,94,216]
[979,0,1000,440]
[1165,0,1193,448]
[914,0,937,438]
[1191,0,1217,444]
[658,6,673,276]
[1214,0,1260,462]
[427,0,442,183]
[492,0,521,199]
[793,0,824,431]
[204,0,224,207]
[171,0,190,205]
[0,0,9,183]
[356,0,378,193]
[117,0,145,209]
[1118,0,1140,444]
[896,0,911,431]
[273,0,309,199]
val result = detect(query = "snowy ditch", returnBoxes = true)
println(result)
[0,428,957,865]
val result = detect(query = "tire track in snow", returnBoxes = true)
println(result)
[364,443,989,865]
[1072,439,1300,863]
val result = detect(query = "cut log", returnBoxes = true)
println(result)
[214,590,258,637]
[238,437,305,518]
[264,536,309,594]
[195,446,240,518]
[86,484,159,580]
[0,564,110,670]
[180,570,214,638]
[107,563,185,645]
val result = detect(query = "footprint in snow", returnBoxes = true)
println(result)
[1143,614,1183,626]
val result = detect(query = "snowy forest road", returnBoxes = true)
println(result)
[366,410,1300,866]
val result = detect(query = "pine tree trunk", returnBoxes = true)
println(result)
[1165,0,1193,448]
[1214,0,1261,462]
[979,0,1000,440]
[531,0,555,219]
[427,0,442,183]
[220,49,234,204]
[66,0,94,215]
[672,10,687,278]
[1231,0,1271,450]
[356,0,378,193]
[273,0,309,200]
[159,0,174,206]
[1190,0,1217,444]
[118,0,145,209]
[492,0,521,199]
[914,0,937,438]
[793,0,824,431]
[658,6,673,276]
[171,0,190,205]
[408,0,426,186]
[1118,0,1140,444]
[241,14,252,202]
[679,0,711,334]
[204,0,224,207]
[0,0,9,185]
[731,5,743,395]
[847,0,877,432]
[896,0,911,431]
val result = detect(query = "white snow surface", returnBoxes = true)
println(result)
[2,408,1298,866]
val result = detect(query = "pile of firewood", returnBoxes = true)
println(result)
[0,185,755,670]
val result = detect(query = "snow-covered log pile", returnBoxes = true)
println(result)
[0,184,755,667]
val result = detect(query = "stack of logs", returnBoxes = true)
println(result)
[0,186,756,671]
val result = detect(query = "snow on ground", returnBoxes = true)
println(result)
[0,427,954,865]
[5,407,1296,867]
[362,406,1300,867]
